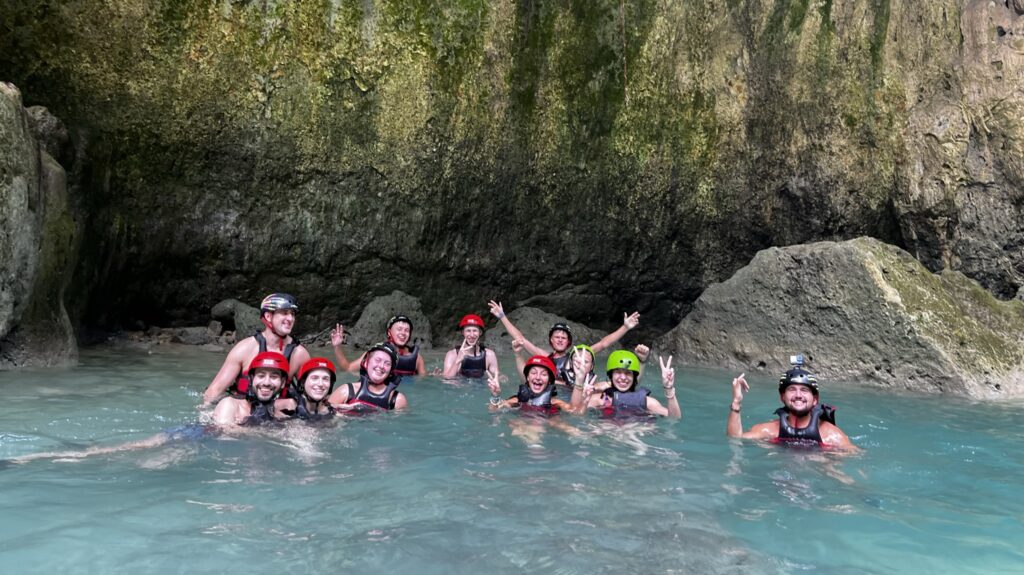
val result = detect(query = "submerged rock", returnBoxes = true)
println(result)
[346,290,432,349]
[482,306,607,354]
[657,237,1024,399]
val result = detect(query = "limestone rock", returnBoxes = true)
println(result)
[25,106,69,163]
[657,238,1024,399]
[0,83,78,368]
[171,326,214,345]
[482,306,607,355]
[211,299,262,339]
[347,290,431,349]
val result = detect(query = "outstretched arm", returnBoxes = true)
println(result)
[590,312,640,354]
[488,301,546,356]
[660,355,681,419]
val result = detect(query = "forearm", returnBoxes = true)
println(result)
[443,356,462,378]
[726,400,744,437]
[665,394,681,419]
[591,324,630,353]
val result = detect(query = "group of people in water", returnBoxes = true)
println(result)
[4,292,854,466]
[198,293,854,449]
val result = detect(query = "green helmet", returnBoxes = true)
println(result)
[606,350,641,379]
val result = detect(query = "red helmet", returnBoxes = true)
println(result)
[298,357,336,385]
[458,314,485,329]
[247,351,289,379]
[522,355,557,382]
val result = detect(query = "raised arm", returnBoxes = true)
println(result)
[726,373,748,437]
[589,312,640,354]
[659,355,681,418]
[330,324,355,371]
[488,300,546,356]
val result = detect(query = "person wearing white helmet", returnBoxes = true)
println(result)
[202,293,311,405]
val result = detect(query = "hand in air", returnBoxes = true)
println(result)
[459,338,475,357]
[634,344,650,363]
[570,346,588,374]
[623,311,640,330]
[581,372,598,398]
[330,323,345,347]
[732,373,748,403]
[659,355,675,390]
[486,370,502,397]
[487,300,505,318]
[511,338,524,354]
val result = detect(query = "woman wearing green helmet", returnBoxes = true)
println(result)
[573,350,680,418]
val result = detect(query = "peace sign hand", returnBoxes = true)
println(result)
[488,300,505,319]
[330,323,345,347]
[731,373,748,403]
[486,369,502,397]
[659,355,675,390]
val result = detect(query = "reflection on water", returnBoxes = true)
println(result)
[0,347,1022,573]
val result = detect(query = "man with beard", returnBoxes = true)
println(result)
[203,293,311,405]
[727,357,854,448]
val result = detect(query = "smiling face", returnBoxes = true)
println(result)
[549,330,571,353]
[264,309,296,335]
[388,321,412,346]
[364,350,394,385]
[526,365,552,394]
[250,368,285,401]
[780,384,818,416]
[609,369,635,392]
[462,326,482,346]
[302,368,332,401]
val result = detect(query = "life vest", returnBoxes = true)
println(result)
[455,345,488,378]
[515,383,560,415]
[293,394,335,421]
[773,404,836,446]
[548,352,570,382]
[241,397,281,426]
[390,343,420,377]
[601,387,651,417]
[345,376,400,411]
[231,331,299,397]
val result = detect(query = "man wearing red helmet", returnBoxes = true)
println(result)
[212,351,294,425]
[727,358,855,449]
[443,314,500,379]
[202,293,311,405]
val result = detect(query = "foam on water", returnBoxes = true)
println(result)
[0,347,1021,574]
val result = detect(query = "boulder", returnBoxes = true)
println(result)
[482,306,607,355]
[347,290,432,349]
[25,105,69,163]
[657,237,1024,399]
[211,298,262,338]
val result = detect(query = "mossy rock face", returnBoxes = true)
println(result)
[1,1,1022,340]
[0,85,78,368]
[657,237,1024,399]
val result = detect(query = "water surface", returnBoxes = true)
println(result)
[1,346,1021,574]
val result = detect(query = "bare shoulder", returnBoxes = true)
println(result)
[820,422,856,449]
[745,420,780,440]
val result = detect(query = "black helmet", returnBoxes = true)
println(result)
[548,323,573,345]
[360,342,399,378]
[387,315,414,331]
[779,368,819,395]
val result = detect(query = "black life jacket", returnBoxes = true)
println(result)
[293,394,335,421]
[241,397,280,426]
[601,387,651,417]
[774,404,837,446]
[455,345,488,378]
[345,376,399,411]
[389,343,420,376]
[230,331,299,396]
[515,383,559,414]
[548,352,570,383]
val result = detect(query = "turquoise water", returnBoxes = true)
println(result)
[1,346,1022,574]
